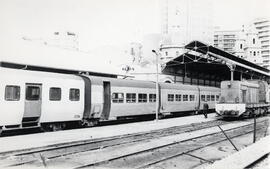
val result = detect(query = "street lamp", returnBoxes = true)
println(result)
[152,50,159,121]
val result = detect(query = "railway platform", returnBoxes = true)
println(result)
[0,114,217,153]
[205,135,270,169]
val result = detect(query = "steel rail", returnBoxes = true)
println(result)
[73,121,268,169]
[3,119,269,168]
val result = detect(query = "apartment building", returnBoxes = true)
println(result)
[253,18,270,69]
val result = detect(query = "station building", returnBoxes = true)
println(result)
[131,41,270,87]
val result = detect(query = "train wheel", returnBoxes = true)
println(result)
[41,124,51,132]
[264,107,268,116]
[246,109,253,118]
[81,119,99,127]
[158,113,165,119]
[41,123,66,132]
[0,127,2,136]
[52,123,66,131]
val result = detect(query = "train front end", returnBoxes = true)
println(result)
[215,81,246,117]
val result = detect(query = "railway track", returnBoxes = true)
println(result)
[0,112,212,137]
[0,117,269,169]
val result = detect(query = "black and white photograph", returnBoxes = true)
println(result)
[0,0,269,168]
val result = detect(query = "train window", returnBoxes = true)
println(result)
[211,95,215,101]
[69,88,80,101]
[112,93,124,103]
[175,94,181,101]
[5,85,20,101]
[201,95,205,101]
[26,86,40,101]
[207,95,211,101]
[126,93,136,103]
[168,94,174,102]
[189,95,195,101]
[138,93,147,103]
[183,95,188,101]
[149,94,156,102]
[49,87,61,101]
[216,95,220,101]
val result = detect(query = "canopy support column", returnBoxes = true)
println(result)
[226,63,236,83]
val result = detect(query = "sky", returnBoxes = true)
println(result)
[0,0,160,49]
[0,0,269,50]
[213,0,270,29]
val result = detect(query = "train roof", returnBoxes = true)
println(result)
[160,83,219,91]
[159,83,198,90]
[83,75,156,88]
[84,75,220,91]
[0,67,82,81]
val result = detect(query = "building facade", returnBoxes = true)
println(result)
[214,29,245,56]
[160,0,213,46]
[253,18,270,69]
[214,24,264,68]
[243,24,263,65]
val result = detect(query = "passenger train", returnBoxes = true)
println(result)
[0,67,220,134]
[215,80,270,118]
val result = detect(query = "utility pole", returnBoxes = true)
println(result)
[152,50,160,121]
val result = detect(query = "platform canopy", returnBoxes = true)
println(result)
[163,40,270,83]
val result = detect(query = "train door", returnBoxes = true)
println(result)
[242,90,247,103]
[101,81,111,120]
[23,83,42,126]
[196,87,201,111]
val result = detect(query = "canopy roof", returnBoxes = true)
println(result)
[185,41,269,75]
[164,41,269,82]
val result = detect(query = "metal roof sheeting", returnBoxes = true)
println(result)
[185,41,270,77]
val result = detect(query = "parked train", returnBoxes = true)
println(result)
[215,80,270,118]
[0,67,220,134]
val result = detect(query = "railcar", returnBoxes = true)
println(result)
[159,83,220,115]
[215,80,270,118]
[0,67,85,132]
[78,75,158,126]
[0,67,220,134]
[79,75,220,126]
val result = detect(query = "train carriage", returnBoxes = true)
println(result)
[198,85,220,110]
[80,75,220,125]
[39,74,85,130]
[160,83,220,114]
[0,67,85,131]
[1,67,221,134]
[0,68,25,128]
[80,75,157,124]
[108,79,156,119]
[160,83,200,113]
